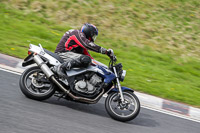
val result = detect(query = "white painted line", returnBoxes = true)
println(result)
[190,107,200,120]
[0,67,22,75]
[0,64,24,73]
[0,66,200,123]
[141,105,200,123]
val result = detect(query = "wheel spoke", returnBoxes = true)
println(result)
[27,84,32,89]
[131,102,135,105]
[28,75,33,80]
[27,72,52,95]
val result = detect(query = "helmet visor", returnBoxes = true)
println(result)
[92,35,97,41]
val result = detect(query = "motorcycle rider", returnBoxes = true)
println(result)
[55,23,113,78]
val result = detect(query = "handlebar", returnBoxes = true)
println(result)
[107,49,117,62]
[108,50,117,68]
[110,55,117,62]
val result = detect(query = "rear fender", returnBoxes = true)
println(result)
[22,53,35,67]
[29,44,61,66]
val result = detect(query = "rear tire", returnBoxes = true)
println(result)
[19,66,55,101]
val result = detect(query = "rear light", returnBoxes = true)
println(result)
[28,51,32,55]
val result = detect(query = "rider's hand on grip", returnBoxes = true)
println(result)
[106,49,117,61]
[106,49,114,57]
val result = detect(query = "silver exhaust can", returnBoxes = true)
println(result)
[33,55,54,78]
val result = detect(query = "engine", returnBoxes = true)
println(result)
[74,73,103,94]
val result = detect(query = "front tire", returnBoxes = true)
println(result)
[19,66,55,101]
[105,91,140,122]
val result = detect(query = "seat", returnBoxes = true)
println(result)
[44,49,64,63]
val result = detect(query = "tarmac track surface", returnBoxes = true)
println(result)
[0,70,199,133]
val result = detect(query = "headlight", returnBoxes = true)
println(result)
[120,70,126,81]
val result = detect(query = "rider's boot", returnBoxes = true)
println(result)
[56,55,91,79]
[56,60,81,79]
[56,63,68,79]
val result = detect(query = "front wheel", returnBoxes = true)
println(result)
[105,91,140,122]
[19,66,55,101]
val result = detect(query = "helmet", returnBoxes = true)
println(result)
[81,23,98,42]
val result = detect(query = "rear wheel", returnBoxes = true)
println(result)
[19,66,55,101]
[105,91,140,122]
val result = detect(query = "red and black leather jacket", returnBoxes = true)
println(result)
[55,29,107,58]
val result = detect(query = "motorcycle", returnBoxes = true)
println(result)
[19,44,140,122]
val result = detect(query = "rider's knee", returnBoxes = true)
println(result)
[80,55,91,67]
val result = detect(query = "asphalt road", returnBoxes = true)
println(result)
[0,70,199,133]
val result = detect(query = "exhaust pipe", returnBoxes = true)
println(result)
[33,54,104,104]
[51,76,104,104]
[33,55,54,78]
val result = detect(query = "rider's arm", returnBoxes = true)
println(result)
[77,32,107,54]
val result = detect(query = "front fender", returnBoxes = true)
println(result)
[108,86,134,94]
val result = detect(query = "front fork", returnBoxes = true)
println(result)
[113,67,125,102]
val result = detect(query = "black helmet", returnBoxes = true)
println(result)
[81,23,98,42]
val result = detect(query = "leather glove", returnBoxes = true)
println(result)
[106,49,114,57]
[106,49,117,61]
